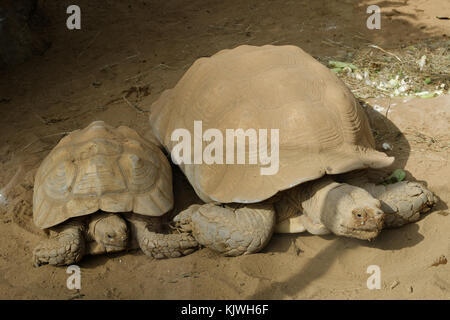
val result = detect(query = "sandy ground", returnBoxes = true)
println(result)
[0,0,448,299]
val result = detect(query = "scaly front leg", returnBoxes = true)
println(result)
[125,214,198,259]
[33,221,85,267]
[174,203,276,256]
[357,181,436,228]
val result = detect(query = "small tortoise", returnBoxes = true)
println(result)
[149,45,436,256]
[32,121,197,266]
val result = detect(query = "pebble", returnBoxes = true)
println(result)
[382,142,393,151]
[431,255,447,267]
[373,104,385,113]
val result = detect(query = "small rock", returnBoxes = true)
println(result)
[418,55,427,71]
[382,142,393,151]
[431,255,447,267]
[373,104,385,113]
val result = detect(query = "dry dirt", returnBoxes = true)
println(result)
[0,0,448,299]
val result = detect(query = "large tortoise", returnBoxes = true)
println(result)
[149,45,436,256]
[32,121,197,266]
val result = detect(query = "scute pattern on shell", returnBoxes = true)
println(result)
[33,121,173,229]
[150,45,394,203]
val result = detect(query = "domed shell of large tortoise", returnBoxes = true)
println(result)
[33,121,173,229]
[149,45,393,204]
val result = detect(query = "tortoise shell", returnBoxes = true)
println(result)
[33,121,173,229]
[149,45,393,203]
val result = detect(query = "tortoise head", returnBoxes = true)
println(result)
[90,212,129,252]
[322,184,385,240]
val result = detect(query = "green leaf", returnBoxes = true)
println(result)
[424,77,432,84]
[328,60,358,71]
[419,93,436,99]
[382,169,406,185]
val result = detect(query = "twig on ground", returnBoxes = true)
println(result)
[33,112,48,125]
[385,98,391,119]
[122,95,146,113]
[20,132,70,152]
[270,38,286,45]
[77,31,102,60]
[368,44,402,62]
[325,38,353,49]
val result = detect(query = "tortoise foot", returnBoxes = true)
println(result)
[363,181,437,228]
[33,226,85,267]
[174,203,276,256]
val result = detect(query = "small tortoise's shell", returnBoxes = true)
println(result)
[33,121,173,229]
[150,45,394,203]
